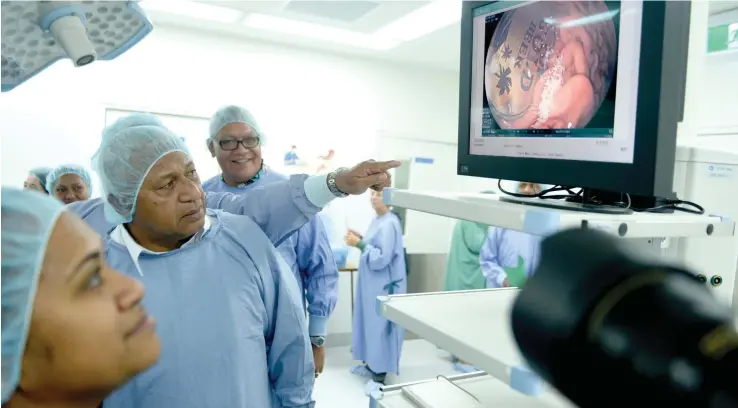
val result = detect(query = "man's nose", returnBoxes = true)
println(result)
[233,142,250,154]
[179,178,202,202]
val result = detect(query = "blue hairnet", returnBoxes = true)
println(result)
[1,187,66,403]
[92,114,190,224]
[45,164,93,195]
[208,105,262,148]
[101,113,167,143]
[28,167,52,190]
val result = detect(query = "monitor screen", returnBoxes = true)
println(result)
[468,0,641,164]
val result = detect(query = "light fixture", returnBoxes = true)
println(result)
[374,0,462,42]
[141,0,242,23]
[242,13,400,51]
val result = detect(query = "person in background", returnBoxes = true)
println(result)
[443,191,493,373]
[516,181,542,196]
[345,189,407,386]
[444,219,489,291]
[480,182,544,289]
[1,188,161,408]
[46,164,93,204]
[24,166,51,194]
[284,145,300,166]
[203,105,338,375]
[444,192,495,292]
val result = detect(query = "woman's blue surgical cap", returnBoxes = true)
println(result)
[45,164,93,195]
[92,113,189,224]
[208,105,262,148]
[28,167,52,190]
[1,187,66,403]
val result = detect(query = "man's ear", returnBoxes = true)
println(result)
[207,139,216,158]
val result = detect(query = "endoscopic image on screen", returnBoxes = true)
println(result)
[482,1,620,138]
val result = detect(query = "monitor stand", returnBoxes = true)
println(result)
[499,196,634,215]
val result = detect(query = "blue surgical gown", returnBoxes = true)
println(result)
[316,208,351,268]
[67,197,110,233]
[479,227,543,288]
[202,171,338,337]
[352,212,407,375]
[68,174,320,248]
[103,210,314,408]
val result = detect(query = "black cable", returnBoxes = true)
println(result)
[496,180,578,200]
[632,199,705,215]
[496,180,705,215]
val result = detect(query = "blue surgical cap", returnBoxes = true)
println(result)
[208,105,262,148]
[92,114,189,224]
[1,187,66,403]
[45,164,93,195]
[101,114,166,143]
[28,167,52,190]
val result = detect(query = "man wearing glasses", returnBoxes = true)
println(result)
[202,105,338,379]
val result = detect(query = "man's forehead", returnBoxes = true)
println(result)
[217,122,257,139]
[149,152,193,175]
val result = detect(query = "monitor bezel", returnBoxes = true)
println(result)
[456,1,691,197]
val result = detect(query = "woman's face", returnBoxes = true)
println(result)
[370,190,388,213]
[52,173,90,204]
[23,175,46,194]
[18,212,160,400]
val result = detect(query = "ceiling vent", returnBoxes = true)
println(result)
[283,1,379,23]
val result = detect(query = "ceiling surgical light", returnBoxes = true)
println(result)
[1,1,153,92]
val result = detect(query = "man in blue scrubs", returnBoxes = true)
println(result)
[93,115,396,408]
[480,182,544,288]
[203,106,338,375]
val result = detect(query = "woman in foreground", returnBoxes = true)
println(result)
[1,187,160,408]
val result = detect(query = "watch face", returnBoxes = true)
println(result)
[312,337,325,347]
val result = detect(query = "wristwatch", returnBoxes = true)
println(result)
[326,167,349,198]
[310,336,326,348]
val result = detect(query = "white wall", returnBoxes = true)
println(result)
[699,7,738,150]
[0,26,460,340]
[0,26,460,185]
[699,52,738,150]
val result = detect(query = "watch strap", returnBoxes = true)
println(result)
[326,167,349,197]
[310,336,326,347]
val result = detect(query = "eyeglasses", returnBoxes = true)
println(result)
[217,136,260,151]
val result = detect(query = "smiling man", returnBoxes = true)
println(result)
[203,106,338,377]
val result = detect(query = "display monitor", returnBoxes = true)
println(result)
[457,1,691,198]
